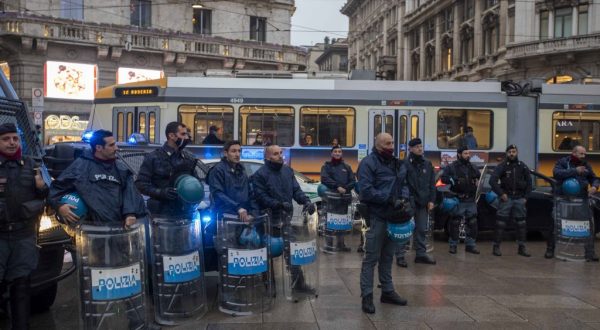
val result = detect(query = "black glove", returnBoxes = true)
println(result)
[393,199,407,210]
[158,187,178,200]
[281,202,294,213]
[304,202,316,215]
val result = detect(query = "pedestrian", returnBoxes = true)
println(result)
[441,146,481,255]
[395,138,436,267]
[251,144,317,293]
[547,145,599,261]
[320,144,356,252]
[489,144,532,257]
[462,126,478,149]
[0,123,48,329]
[49,129,146,226]
[136,121,199,217]
[253,133,264,146]
[207,140,254,221]
[202,125,224,145]
[358,133,411,314]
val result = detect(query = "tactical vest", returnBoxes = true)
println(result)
[0,157,43,231]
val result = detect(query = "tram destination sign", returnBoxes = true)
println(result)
[115,86,159,97]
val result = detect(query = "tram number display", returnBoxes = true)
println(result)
[230,98,244,104]
[115,86,159,97]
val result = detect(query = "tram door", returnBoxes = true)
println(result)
[368,110,424,160]
[113,106,160,143]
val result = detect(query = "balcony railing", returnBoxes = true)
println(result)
[0,12,307,68]
[506,33,600,60]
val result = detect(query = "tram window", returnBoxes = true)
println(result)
[437,109,493,149]
[178,105,234,145]
[139,112,146,134]
[552,112,600,152]
[411,115,419,139]
[399,115,407,146]
[300,107,355,147]
[240,106,294,146]
[148,112,156,143]
[116,112,124,141]
[126,113,133,138]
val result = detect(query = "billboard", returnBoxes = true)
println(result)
[45,61,97,100]
[117,67,163,84]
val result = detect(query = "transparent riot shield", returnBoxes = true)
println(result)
[554,196,594,261]
[151,214,207,325]
[216,213,272,316]
[282,209,319,302]
[425,212,435,253]
[322,191,353,253]
[76,223,146,330]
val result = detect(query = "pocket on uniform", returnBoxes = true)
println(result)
[20,199,45,219]
[19,174,34,187]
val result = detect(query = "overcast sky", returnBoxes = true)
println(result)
[291,0,349,47]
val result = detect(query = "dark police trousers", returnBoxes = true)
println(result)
[449,202,478,247]
[360,217,396,297]
[396,206,428,258]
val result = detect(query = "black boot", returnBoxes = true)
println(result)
[492,244,502,256]
[380,291,408,306]
[449,245,457,254]
[544,246,554,259]
[362,293,375,314]
[493,217,507,256]
[9,276,31,330]
[516,219,530,257]
[518,245,531,257]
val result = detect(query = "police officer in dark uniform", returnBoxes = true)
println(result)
[320,144,356,252]
[49,129,146,227]
[489,144,532,257]
[441,146,481,254]
[396,138,436,266]
[549,145,600,261]
[251,144,316,292]
[207,140,254,221]
[0,123,47,330]
[136,122,199,217]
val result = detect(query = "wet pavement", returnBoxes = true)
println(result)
[4,234,600,329]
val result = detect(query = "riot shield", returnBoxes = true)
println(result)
[554,196,594,261]
[76,223,146,330]
[216,213,272,316]
[151,214,207,325]
[282,209,319,302]
[322,191,353,253]
[425,212,435,253]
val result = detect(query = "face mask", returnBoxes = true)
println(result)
[175,138,190,150]
[380,148,394,159]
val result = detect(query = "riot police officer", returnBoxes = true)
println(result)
[549,145,599,261]
[0,123,47,330]
[207,140,254,221]
[251,144,316,292]
[489,144,532,257]
[396,138,436,266]
[320,144,356,252]
[136,121,199,217]
[49,129,146,226]
[441,146,481,255]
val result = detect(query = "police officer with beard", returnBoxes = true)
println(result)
[489,144,532,257]
[549,145,600,261]
[136,122,199,217]
[395,138,436,267]
[441,146,481,255]
[0,123,47,330]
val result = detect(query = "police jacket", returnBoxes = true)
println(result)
[441,158,481,201]
[405,153,436,208]
[357,148,410,221]
[202,133,224,145]
[207,157,254,216]
[251,160,310,215]
[135,143,199,215]
[489,158,532,198]
[0,155,48,239]
[553,155,600,197]
[49,151,147,225]
[320,160,356,191]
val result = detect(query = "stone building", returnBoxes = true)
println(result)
[305,37,349,79]
[342,0,600,83]
[0,0,306,144]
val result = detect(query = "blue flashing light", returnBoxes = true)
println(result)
[81,130,94,143]
[202,215,212,224]
[128,136,137,144]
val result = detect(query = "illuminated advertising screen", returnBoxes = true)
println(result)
[45,61,97,100]
[117,67,163,84]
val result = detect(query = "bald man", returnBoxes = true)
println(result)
[549,145,599,261]
[357,133,412,314]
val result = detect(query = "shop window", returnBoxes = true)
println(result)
[178,105,234,145]
[250,16,267,42]
[61,0,83,20]
[300,107,355,147]
[0,61,9,80]
[193,9,211,35]
[44,114,89,145]
[131,0,152,28]
[240,106,294,146]
[547,75,573,84]
[553,112,600,152]
[437,109,493,149]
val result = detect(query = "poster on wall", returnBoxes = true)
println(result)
[44,61,97,100]
[117,67,163,84]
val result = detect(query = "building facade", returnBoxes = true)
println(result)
[304,37,349,79]
[342,0,600,83]
[0,0,306,144]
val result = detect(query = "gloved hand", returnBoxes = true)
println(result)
[281,202,294,213]
[158,187,178,200]
[304,202,316,215]
[393,198,407,210]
